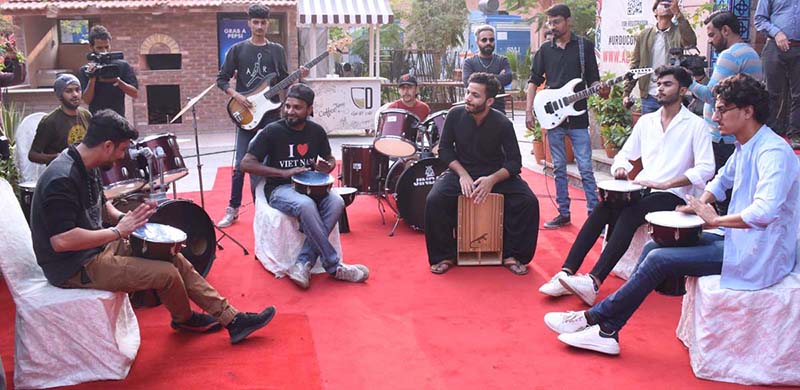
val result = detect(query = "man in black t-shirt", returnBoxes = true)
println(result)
[240,84,369,290]
[29,74,91,165]
[31,110,276,344]
[77,25,138,116]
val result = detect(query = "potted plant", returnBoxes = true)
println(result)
[0,101,24,194]
[599,123,631,158]
[589,72,632,158]
[525,122,545,164]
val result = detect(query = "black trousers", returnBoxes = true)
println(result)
[712,141,735,215]
[562,191,685,282]
[425,171,539,265]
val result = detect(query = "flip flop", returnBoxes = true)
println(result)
[430,260,455,275]
[503,260,529,275]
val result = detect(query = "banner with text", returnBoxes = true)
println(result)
[597,0,655,77]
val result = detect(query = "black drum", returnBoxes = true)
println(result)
[333,186,357,207]
[291,171,334,201]
[129,223,187,261]
[18,181,36,224]
[374,109,420,158]
[645,211,704,247]
[597,179,648,208]
[655,275,687,296]
[385,157,448,230]
[422,110,447,155]
[340,144,389,194]
[100,148,147,199]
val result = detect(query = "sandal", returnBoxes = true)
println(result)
[430,260,455,274]
[503,259,529,275]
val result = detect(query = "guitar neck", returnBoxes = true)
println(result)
[564,75,626,105]
[264,51,331,99]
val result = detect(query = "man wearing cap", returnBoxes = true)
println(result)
[240,84,370,290]
[387,74,430,122]
[29,74,92,165]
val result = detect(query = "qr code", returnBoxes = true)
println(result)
[626,0,642,15]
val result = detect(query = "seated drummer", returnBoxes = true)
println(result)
[539,66,715,305]
[28,74,92,165]
[387,74,430,122]
[425,72,539,275]
[544,73,799,355]
[239,84,369,289]
[31,109,275,344]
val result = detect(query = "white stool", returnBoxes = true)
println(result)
[609,224,649,280]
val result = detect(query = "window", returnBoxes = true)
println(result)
[58,19,89,44]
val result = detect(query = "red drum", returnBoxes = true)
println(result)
[341,144,389,194]
[374,109,420,157]
[422,110,447,155]
[100,148,147,199]
[385,157,448,230]
[137,133,188,186]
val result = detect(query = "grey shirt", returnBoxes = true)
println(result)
[462,54,512,111]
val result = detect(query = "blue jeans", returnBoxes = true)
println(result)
[589,233,724,332]
[268,184,345,274]
[640,94,660,115]
[547,126,598,216]
[229,127,258,208]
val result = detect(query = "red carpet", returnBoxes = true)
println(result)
[0,167,788,389]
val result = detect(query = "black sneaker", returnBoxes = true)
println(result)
[543,214,571,229]
[170,311,222,333]
[227,306,277,344]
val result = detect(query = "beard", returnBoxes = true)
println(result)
[465,101,487,114]
[60,97,80,111]
[656,92,681,106]
[286,116,307,127]
[479,45,494,56]
[712,37,727,54]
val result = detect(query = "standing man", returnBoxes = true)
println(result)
[387,74,430,121]
[462,25,512,113]
[239,84,370,289]
[755,0,800,147]
[31,109,276,344]
[77,25,138,116]
[425,72,539,276]
[623,0,697,114]
[544,74,799,355]
[689,10,762,215]
[29,74,91,165]
[216,3,307,228]
[525,4,608,229]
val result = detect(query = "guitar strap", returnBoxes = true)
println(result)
[578,36,585,82]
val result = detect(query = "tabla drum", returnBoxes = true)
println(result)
[655,275,688,296]
[137,133,188,186]
[597,180,647,208]
[129,222,187,261]
[645,210,704,247]
[374,109,420,158]
[18,181,36,223]
[341,144,389,194]
[422,110,447,155]
[333,186,357,207]
[100,148,147,199]
[291,171,334,201]
[385,157,448,230]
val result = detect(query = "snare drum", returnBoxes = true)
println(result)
[421,110,447,155]
[374,109,420,157]
[645,211,704,247]
[291,171,335,201]
[137,133,188,186]
[385,157,448,230]
[596,180,647,208]
[341,144,389,194]
[130,222,187,261]
[18,181,36,223]
[100,149,147,199]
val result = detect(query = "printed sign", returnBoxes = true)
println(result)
[597,0,656,76]
[217,16,252,68]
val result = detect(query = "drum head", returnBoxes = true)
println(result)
[381,109,421,122]
[291,171,334,186]
[645,211,704,228]
[597,179,645,192]
[104,179,146,199]
[395,157,448,230]
[132,222,187,243]
[18,181,37,191]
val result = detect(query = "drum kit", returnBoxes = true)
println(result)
[340,108,450,236]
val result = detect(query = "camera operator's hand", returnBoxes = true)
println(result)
[623,96,635,109]
[669,0,682,18]
[85,63,98,78]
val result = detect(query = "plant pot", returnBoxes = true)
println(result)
[631,110,642,127]
[542,128,575,164]
[532,140,545,165]
[604,143,619,158]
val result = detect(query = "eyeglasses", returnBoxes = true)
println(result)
[480,38,495,43]
[713,105,740,117]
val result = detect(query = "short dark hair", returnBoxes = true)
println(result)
[467,72,501,100]
[704,11,741,35]
[82,109,138,147]
[712,73,769,124]
[545,4,571,19]
[655,65,692,88]
[88,25,112,46]
[248,3,271,19]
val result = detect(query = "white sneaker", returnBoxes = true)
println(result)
[539,271,573,297]
[559,274,598,306]
[287,262,312,289]
[333,263,369,283]
[557,324,620,355]
[543,311,589,334]
[217,207,239,228]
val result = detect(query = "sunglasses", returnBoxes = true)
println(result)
[480,37,495,43]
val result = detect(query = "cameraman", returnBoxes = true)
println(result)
[78,25,138,116]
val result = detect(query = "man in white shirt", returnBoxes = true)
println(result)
[543,73,799,355]
[539,66,715,306]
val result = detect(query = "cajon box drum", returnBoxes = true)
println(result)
[457,194,504,265]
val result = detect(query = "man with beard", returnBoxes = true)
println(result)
[239,84,370,290]
[30,109,277,344]
[387,74,430,122]
[689,10,762,215]
[425,72,539,275]
[29,74,92,164]
[462,25,512,113]
[539,66,715,305]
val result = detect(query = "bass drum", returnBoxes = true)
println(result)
[385,157,448,230]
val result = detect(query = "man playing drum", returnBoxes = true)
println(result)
[30,109,276,344]
[239,84,370,289]
[387,74,430,122]
[539,66,715,305]
[425,72,539,275]
[544,73,800,355]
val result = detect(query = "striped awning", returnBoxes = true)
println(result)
[298,0,393,26]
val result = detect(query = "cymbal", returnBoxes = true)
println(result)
[170,83,216,124]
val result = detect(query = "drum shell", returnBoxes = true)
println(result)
[374,109,420,157]
[598,187,648,208]
[137,133,188,185]
[18,181,36,224]
[341,144,388,194]
[333,187,357,207]
[647,223,703,247]
[422,110,447,155]
[129,235,184,261]
[655,275,687,296]
[100,149,146,199]
[385,157,448,230]
[292,181,333,201]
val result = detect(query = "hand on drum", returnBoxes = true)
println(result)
[459,175,475,198]
[685,195,719,228]
[614,168,628,180]
[471,176,496,204]
[632,179,666,190]
[314,158,334,173]
[283,166,311,178]
[117,202,157,238]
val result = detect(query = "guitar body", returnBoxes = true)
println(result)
[226,73,283,131]
[533,78,586,130]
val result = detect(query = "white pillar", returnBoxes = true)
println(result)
[310,24,319,77]
[368,25,375,77]
[375,25,381,78]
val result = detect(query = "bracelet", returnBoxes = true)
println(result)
[109,227,122,240]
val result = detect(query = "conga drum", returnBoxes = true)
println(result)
[596,180,648,208]
[645,211,705,296]
[457,194,504,266]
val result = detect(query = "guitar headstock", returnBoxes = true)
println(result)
[626,68,653,81]
[328,36,353,55]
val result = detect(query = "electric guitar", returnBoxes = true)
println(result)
[226,37,351,131]
[532,68,653,130]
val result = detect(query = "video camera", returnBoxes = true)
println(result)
[85,51,124,79]
[669,47,708,78]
